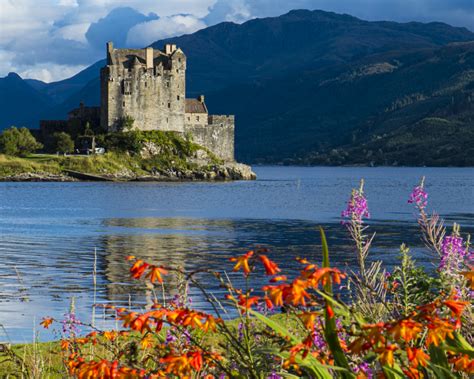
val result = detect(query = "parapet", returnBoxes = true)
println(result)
[208,115,235,127]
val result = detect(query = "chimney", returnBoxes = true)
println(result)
[106,41,113,64]
[164,43,177,55]
[198,95,205,103]
[145,47,153,69]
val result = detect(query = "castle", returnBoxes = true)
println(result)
[40,43,235,161]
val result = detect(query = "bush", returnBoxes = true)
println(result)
[53,132,74,154]
[0,127,43,157]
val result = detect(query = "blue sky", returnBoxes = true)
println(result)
[1,0,473,82]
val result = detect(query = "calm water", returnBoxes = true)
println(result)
[0,166,472,342]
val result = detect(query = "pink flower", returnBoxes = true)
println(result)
[341,189,370,223]
[408,184,428,209]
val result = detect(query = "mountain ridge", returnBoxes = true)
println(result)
[1,9,473,165]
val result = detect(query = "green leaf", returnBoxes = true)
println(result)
[382,365,407,379]
[247,308,299,345]
[320,227,354,378]
[443,332,474,358]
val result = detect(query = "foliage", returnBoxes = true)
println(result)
[0,127,43,157]
[3,179,473,378]
[117,115,135,132]
[53,132,75,154]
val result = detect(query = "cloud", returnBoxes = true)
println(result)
[85,7,159,50]
[126,15,207,47]
[1,0,473,82]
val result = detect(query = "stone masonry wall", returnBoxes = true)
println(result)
[185,115,235,162]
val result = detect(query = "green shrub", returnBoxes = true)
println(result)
[0,127,43,157]
[53,132,75,154]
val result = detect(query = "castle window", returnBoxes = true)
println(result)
[167,82,170,87]
[176,69,179,73]
[168,102,171,108]
[166,118,169,123]
[178,58,181,63]
[187,117,190,121]
[177,95,180,101]
[145,82,147,88]
[123,101,126,106]
[123,79,132,95]
[196,116,200,122]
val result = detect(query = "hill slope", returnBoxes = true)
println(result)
[0,9,473,165]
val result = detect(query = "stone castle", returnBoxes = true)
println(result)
[41,43,235,161]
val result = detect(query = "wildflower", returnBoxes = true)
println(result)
[388,319,422,342]
[443,299,469,318]
[298,311,319,330]
[238,294,260,312]
[146,265,168,284]
[270,275,287,282]
[461,269,474,289]
[425,318,455,346]
[40,317,54,329]
[407,347,429,368]
[229,251,254,275]
[376,344,398,367]
[450,354,474,373]
[259,255,281,276]
[408,179,428,209]
[341,181,370,223]
[439,227,468,270]
[130,260,149,280]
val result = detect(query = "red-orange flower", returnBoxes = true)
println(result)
[407,347,430,368]
[259,255,281,276]
[461,270,474,289]
[146,265,168,284]
[130,260,149,280]
[444,299,469,318]
[425,318,455,346]
[229,251,254,275]
[376,344,398,367]
[40,317,54,329]
[388,319,422,342]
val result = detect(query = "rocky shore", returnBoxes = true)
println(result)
[0,163,256,182]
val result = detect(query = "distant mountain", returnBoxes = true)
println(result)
[0,73,54,129]
[1,9,473,165]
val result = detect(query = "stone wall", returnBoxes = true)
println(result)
[185,115,235,162]
[101,44,186,133]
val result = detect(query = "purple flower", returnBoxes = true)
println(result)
[165,330,176,345]
[341,189,370,223]
[354,362,373,378]
[439,233,468,270]
[312,329,326,350]
[408,184,428,209]
[267,373,282,379]
[238,322,244,341]
[61,312,80,335]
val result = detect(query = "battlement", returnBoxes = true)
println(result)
[209,115,235,126]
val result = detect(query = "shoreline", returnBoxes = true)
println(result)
[0,162,257,182]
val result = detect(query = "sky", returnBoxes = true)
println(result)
[1,0,473,82]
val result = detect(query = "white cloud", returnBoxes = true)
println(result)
[54,22,90,43]
[126,15,207,47]
[18,63,87,82]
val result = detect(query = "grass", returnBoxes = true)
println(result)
[0,313,301,377]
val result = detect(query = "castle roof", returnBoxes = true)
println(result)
[185,99,207,114]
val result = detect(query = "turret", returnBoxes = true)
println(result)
[145,47,153,69]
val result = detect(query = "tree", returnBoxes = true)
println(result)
[0,127,43,156]
[53,132,75,154]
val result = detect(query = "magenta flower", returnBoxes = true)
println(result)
[439,233,468,270]
[408,184,428,209]
[341,189,370,223]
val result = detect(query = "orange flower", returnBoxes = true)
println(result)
[287,279,311,306]
[161,351,203,376]
[140,335,155,349]
[444,299,469,318]
[130,260,149,280]
[376,344,398,367]
[451,354,474,373]
[230,251,254,275]
[40,317,54,329]
[103,330,117,342]
[425,318,455,346]
[298,311,319,330]
[270,275,287,282]
[305,267,345,288]
[238,294,260,312]
[125,255,135,261]
[262,284,286,307]
[326,305,335,319]
[407,347,430,368]
[146,265,168,284]
[388,319,422,342]
[60,340,70,350]
[259,255,281,276]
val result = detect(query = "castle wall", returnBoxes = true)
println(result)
[185,115,235,162]
[101,44,186,133]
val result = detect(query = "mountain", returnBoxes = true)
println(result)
[1,9,473,165]
[0,73,54,129]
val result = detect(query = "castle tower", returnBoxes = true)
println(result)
[100,43,186,132]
